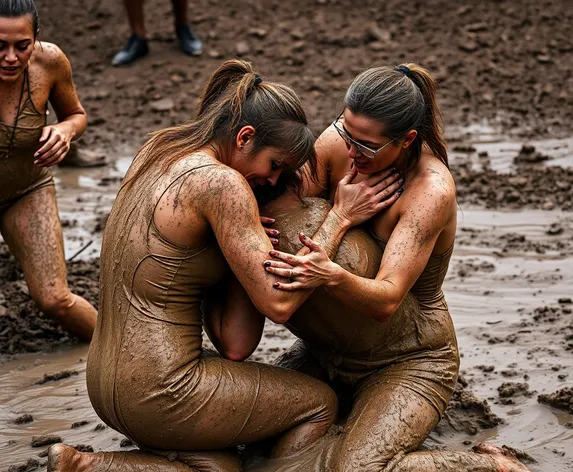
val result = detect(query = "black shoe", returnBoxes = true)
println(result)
[112,34,149,66]
[176,24,203,56]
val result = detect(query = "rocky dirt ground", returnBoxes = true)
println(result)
[1,0,573,470]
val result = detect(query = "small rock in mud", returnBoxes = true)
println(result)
[514,144,550,164]
[93,423,106,431]
[120,438,134,447]
[71,420,90,429]
[14,413,34,424]
[34,370,79,385]
[558,298,572,304]
[538,387,573,414]
[30,435,62,447]
[546,223,564,235]
[7,458,41,472]
[434,376,503,436]
[498,382,531,398]
[74,444,95,452]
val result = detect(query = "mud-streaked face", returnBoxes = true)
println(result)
[0,15,36,83]
[234,145,292,190]
[337,109,415,174]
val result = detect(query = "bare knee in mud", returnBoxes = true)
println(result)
[33,290,76,320]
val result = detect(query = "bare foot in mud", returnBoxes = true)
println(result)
[48,444,82,472]
[473,442,531,472]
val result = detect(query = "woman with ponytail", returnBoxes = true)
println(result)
[46,58,386,471]
[235,63,527,471]
[0,0,96,341]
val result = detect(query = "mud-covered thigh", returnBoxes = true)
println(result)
[0,182,68,302]
[118,355,337,451]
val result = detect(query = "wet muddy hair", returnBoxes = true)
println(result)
[126,59,317,196]
[0,0,40,37]
[344,63,448,171]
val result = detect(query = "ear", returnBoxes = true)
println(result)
[236,125,256,150]
[401,129,417,148]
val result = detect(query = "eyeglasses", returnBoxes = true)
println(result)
[332,112,395,159]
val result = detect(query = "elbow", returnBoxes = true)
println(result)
[219,345,256,362]
[372,300,401,324]
[258,300,294,325]
[222,349,252,362]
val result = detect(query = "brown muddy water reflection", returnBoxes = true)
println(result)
[2,137,573,471]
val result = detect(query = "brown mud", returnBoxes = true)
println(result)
[37,0,573,155]
[1,0,573,470]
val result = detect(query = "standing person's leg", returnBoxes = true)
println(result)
[0,186,96,341]
[172,0,203,56]
[112,0,149,66]
[124,0,146,37]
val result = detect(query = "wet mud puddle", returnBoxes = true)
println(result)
[2,135,573,471]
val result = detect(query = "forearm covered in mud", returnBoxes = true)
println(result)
[299,208,351,259]
[203,166,322,324]
[327,267,403,323]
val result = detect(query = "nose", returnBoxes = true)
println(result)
[5,47,18,63]
[267,171,281,187]
[347,143,363,160]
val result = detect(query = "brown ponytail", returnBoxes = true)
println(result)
[124,59,317,195]
[344,63,448,171]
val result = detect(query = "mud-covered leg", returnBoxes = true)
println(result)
[48,444,243,472]
[0,185,97,341]
[384,444,530,471]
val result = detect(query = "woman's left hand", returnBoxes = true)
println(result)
[264,233,339,291]
[34,124,74,167]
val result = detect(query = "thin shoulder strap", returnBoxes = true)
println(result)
[7,69,28,153]
[147,163,219,233]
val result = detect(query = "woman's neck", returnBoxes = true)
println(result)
[392,147,411,174]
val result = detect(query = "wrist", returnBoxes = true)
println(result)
[326,262,345,287]
[56,121,77,141]
[329,207,353,231]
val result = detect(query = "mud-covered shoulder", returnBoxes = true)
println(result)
[183,161,256,215]
[416,155,457,203]
[33,41,72,78]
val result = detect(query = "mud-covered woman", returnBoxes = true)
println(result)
[0,0,96,341]
[219,64,529,471]
[48,59,402,472]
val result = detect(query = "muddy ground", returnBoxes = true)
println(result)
[2,0,573,470]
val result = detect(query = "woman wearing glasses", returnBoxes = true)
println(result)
[250,64,528,471]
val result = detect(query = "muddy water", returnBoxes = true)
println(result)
[2,137,573,471]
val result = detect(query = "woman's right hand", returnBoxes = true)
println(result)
[332,166,403,228]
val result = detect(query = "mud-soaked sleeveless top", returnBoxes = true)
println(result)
[0,69,51,210]
[276,199,459,380]
[87,162,229,432]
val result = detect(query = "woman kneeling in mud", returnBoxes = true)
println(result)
[0,0,96,341]
[224,64,530,471]
[49,59,400,472]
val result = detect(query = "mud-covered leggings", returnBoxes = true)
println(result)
[251,340,500,472]
[59,354,338,472]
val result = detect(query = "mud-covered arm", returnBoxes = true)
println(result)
[201,166,320,324]
[35,44,87,167]
[203,274,265,361]
[326,179,455,322]
[267,175,455,322]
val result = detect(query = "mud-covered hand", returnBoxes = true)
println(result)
[261,216,280,248]
[332,165,403,228]
[264,233,339,291]
[34,123,74,167]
